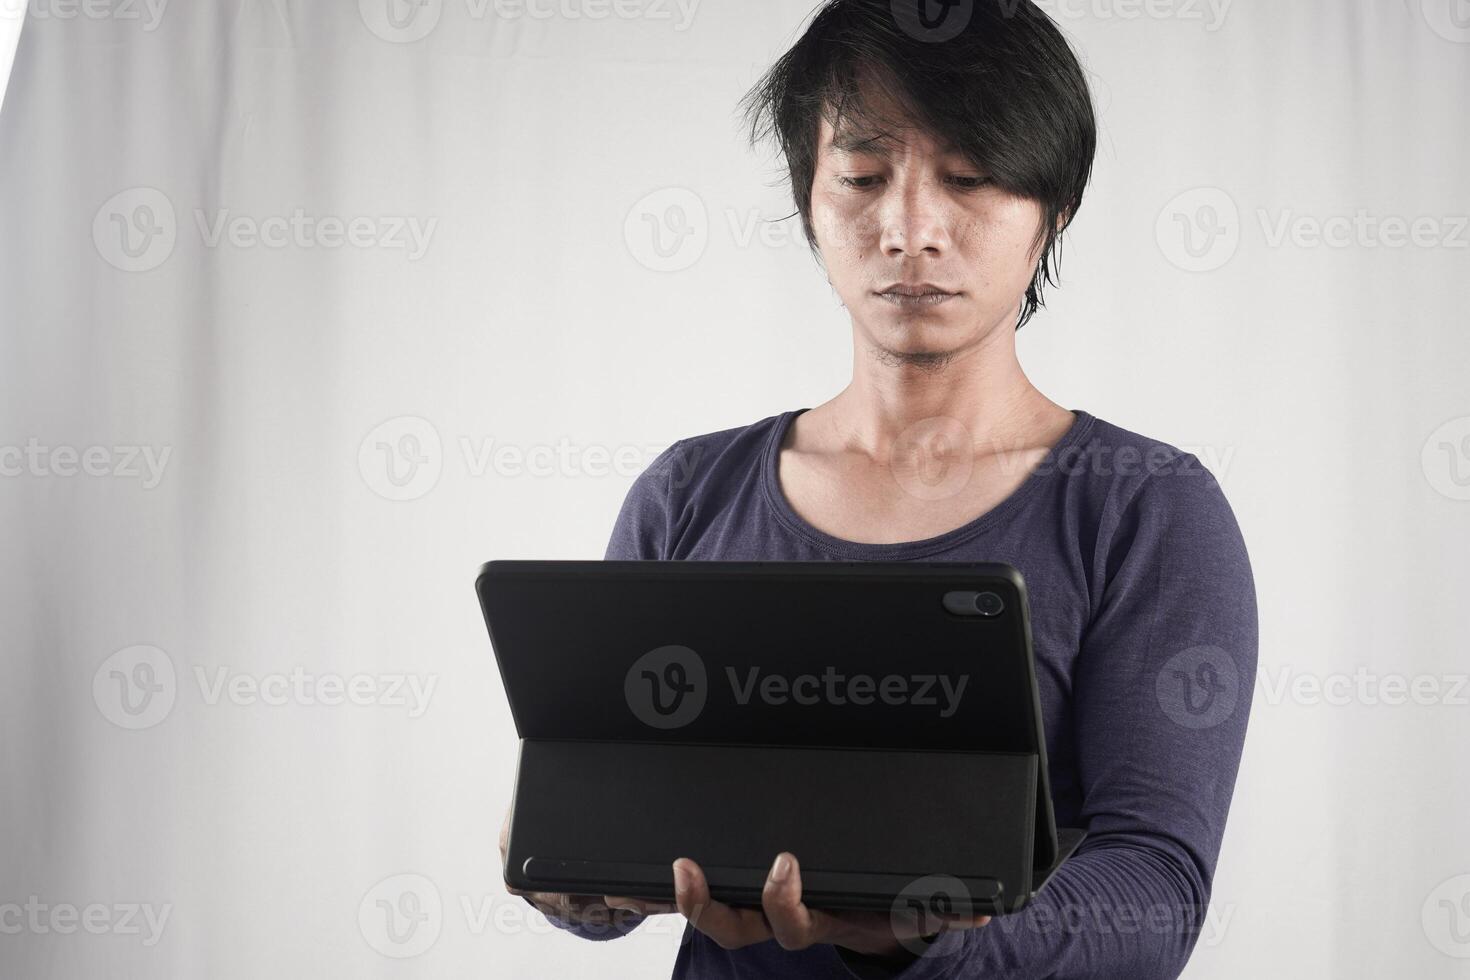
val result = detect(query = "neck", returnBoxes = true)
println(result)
[827,319,1054,462]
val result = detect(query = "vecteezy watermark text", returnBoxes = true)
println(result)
[357,0,703,44]
[357,414,679,502]
[0,439,171,489]
[93,645,438,730]
[624,645,971,730]
[358,872,687,959]
[92,188,438,272]
[4,0,169,30]
[0,898,171,946]
[727,666,969,719]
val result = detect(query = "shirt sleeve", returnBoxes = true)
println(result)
[839,453,1259,979]
[526,899,650,943]
[603,438,685,561]
[528,439,688,941]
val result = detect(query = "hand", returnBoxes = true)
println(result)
[498,808,673,926]
[608,852,991,959]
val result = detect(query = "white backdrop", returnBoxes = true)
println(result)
[2,2,1468,978]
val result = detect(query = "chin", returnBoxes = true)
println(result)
[864,326,972,364]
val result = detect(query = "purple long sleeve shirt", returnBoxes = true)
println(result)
[533,407,1258,980]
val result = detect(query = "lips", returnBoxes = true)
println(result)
[876,289,958,309]
[877,283,954,297]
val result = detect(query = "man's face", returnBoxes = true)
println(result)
[810,113,1051,361]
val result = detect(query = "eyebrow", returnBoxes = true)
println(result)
[828,133,961,158]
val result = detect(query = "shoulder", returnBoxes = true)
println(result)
[1073,412,1253,591]
[655,408,793,499]
[604,411,791,560]
[1062,412,1235,521]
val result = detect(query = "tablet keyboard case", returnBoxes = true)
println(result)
[479,560,1087,916]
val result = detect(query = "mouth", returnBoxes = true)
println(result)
[875,288,958,309]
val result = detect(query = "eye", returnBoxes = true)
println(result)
[834,175,992,191]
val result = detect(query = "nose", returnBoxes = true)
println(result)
[879,175,952,257]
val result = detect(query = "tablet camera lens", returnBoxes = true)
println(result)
[973,592,1004,617]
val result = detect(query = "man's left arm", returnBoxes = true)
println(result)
[839,454,1259,979]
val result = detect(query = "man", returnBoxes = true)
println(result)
[500,1,1258,976]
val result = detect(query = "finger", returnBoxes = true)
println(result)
[540,892,574,921]
[540,892,592,921]
[530,893,615,926]
[937,911,992,929]
[604,895,678,915]
[761,852,830,951]
[499,808,514,864]
[674,858,771,950]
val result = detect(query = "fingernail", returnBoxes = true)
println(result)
[673,861,692,897]
[768,853,791,884]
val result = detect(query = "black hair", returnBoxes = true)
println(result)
[737,0,1098,330]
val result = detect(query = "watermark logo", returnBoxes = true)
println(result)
[93,187,437,271]
[359,873,443,958]
[624,187,709,273]
[879,414,1236,501]
[359,0,442,42]
[890,874,973,956]
[1419,0,1470,43]
[1422,873,1470,957]
[358,0,700,40]
[1161,187,1468,269]
[1421,415,1470,501]
[358,416,444,501]
[93,645,177,730]
[981,895,1233,946]
[93,646,438,726]
[625,644,707,729]
[889,415,976,502]
[891,0,974,42]
[1025,0,1233,30]
[93,187,177,273]
[623,648,972,731]
[356,418,678,501]
[1156,187,1240,272]
[481,0,700,27]
[358,879,685,946]
[1155,645,1239,730]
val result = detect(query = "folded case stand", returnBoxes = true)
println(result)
[482,560,1088,916]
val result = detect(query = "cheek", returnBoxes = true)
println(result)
[958,204,1045,276]
[811,197,874,259]
[995,200,1047,263]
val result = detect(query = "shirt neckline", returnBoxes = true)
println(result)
[760,406,1097,560]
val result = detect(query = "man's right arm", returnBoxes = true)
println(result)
[499,808,650,941]
[503,439,687,941]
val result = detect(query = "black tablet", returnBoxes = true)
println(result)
[478,559,1085,916]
